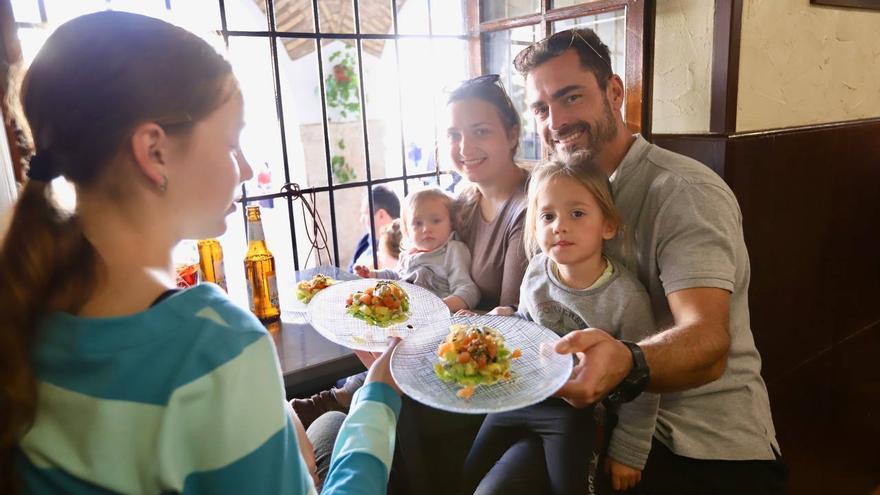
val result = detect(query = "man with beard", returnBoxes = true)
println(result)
[514,29,786,493]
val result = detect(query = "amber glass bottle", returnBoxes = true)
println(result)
[244,206,280,322]
[197,239,227,292]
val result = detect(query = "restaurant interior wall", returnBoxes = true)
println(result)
[736,0,880,131]
[651,0,713,134]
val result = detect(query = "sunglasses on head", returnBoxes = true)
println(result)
[515,29,613,72]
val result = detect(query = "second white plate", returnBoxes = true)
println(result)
[307,278,451,351]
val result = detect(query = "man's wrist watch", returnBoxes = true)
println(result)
[604,341,650,406]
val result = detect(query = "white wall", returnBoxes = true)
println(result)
[651,0,714,134]
[737,0,880,131]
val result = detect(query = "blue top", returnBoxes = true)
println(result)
[16,283,400,494]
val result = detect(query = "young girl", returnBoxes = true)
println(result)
[356,188,480,313]
[0,12,400,494]
[461,151,660,495]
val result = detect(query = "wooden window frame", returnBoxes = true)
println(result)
[469,0,654,137]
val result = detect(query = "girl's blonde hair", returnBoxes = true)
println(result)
[523,151,622,257]
[401,188,456,240]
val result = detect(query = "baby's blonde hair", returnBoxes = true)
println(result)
[401,188,456,240]
[523,151,622,257]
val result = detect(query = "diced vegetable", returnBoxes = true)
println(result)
[345,281,410,327]
[434,324,521,399]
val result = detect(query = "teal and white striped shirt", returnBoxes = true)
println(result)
[16,283,400,494]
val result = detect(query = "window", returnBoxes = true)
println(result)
[478,0,650,161]
[8,0,474,303]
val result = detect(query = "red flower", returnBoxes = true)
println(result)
[333,64,350,85]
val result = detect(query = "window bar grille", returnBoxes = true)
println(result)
[350,0,380,270]
[37,0,47,24]
[312,0,342,267]
[216,0,252,245]
[390,0,409,198]
[426,0,442,190]
[265,0,302,271]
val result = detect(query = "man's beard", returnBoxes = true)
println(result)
[546,100,617,160]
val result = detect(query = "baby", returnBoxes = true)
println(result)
[356,188,479,313]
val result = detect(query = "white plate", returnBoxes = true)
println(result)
[283,266,358,314]
[390,314,574,414]
[307,279,451,351]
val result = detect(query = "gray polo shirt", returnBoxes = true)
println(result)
[518,254,659,469]
[605,135,779,461]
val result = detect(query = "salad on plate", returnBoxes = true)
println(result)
[434,323,521,399]
[296,274,336,303]
[345,280,410,327]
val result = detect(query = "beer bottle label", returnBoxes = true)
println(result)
[213,259,227,292]
[267,274,279,308]
[246,279,255,312]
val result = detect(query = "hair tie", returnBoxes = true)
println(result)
[26,153,60,182]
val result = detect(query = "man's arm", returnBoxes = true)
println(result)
[555,287,730,406]
[641,287,730,392]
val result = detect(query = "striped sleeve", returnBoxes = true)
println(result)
[321,382,401,495]
[167,334,317,494]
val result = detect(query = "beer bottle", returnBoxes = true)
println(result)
[197,239,227,292]
[244,205,280,322]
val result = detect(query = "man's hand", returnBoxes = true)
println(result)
[605,457,642,491]
[553,329,632,407]
[356,337,402,395]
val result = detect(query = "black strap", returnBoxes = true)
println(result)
[150,289,181,308]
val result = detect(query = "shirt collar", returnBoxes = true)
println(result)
[609,134,650,187]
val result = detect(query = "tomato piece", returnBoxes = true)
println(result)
[457,351,471,364]
[346,296,353,306]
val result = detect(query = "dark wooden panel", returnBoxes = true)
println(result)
[768,323,880,495]
[827,122,880,341]
[710,0,743,133]
[726,130,837,380]
[652,134,727,177]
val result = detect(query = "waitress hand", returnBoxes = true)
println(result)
[356,337,402,395]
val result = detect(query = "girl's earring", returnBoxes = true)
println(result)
[159,174,168,194]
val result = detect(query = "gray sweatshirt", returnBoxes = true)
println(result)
[375,234,481,310]
[517,253,659,470]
